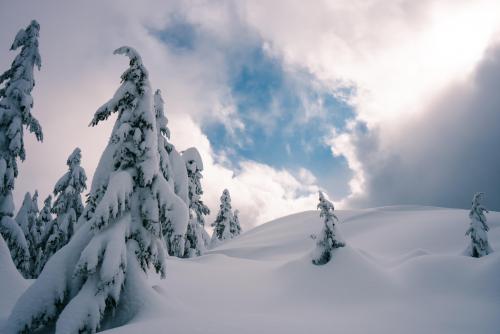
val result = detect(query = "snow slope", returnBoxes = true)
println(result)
[2,206,500,333]
[0,237,29,321]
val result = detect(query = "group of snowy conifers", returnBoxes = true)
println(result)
[11,148,87,279]
[0,21,241,333]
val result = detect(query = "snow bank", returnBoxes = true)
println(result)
[0,236,28,321]
[2,206,499,333]
[103,206,500,334]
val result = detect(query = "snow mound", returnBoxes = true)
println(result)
[105,206,500,334]
[2,206,499,333]
[0,237,29,320]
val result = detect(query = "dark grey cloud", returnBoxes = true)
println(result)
[349,43,500,211]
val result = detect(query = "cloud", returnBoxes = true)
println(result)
[169,115,320,228]
[2,0,499,230]
[0,0,325,227]
[338,43,500,210]
[238,0,500,209]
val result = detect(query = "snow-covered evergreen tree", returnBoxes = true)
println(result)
[34,148,87,275]
[230,209,242,237]
[312,191,345,265]
[7,46,184,333]
[15,192,36,240]
[32,195,53,276]
[211,189,235,247]
[154,89,189,257]
[52,147,87,243]
[182,147,210,257]
[465,192,493,258]
[0,20,42,277]
[15,190,40,277]
[10,192,35,276]
[40,195,64,269]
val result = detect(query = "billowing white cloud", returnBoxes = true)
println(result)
[0,0,323,228]
[238,0,500,206]
[169,115,320,228]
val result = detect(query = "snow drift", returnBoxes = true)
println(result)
[1,206,499,333]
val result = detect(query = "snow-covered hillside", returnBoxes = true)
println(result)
[2,206,500,333]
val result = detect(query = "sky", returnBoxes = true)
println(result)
[1,0,500,229]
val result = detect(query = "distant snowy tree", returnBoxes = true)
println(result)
[40,195,64,268]
[312,191,345,265]
[34,148,87,275]
[0,20,43,276]
[52,147,87,242]
[33,195,53,276]
[6,192,34,275]
[15,192,36,241]
[211,189,236,247]
[230,209,242,237]
[7,47,185,333]
[182,147,210,257]
[15,191,40,277]
[154,89,189,257]
[465,192,493,258]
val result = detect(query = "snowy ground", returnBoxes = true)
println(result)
[2,206,500,333]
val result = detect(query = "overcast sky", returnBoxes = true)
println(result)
[1,0,500,229]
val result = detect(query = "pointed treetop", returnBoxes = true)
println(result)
[113,45,143,64]
[42,194,52,207]
[67,147,82,167]
[469,192,488,221]
[318,191,333,209]
[11,20,40,55]
[90,46,149,127]
[21,192,32,204]
[317,191,337,223]
[154,89,170,139]
[472,192,484,205]
[32,190,38,207]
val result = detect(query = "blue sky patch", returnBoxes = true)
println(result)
[204,46,355,199]
[152,18,356,200]
[151,18,197,51]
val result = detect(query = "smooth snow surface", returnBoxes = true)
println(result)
[3,206,500,333]
[0,237,29,321]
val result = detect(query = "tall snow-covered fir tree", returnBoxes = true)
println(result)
[182,147,210,257]
[154,89,189,257]
[211,189,239,247]
[51,147,87,244]
[33,194,53,276]
[465,192,493,258]
[7,46,186,333]
[0,20,42,277]
[312,191,345,265]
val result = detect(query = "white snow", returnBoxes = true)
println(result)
[2,206,500,333]
[0,236,28,321]
[182,147,203,171]
[169,148,189,205]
